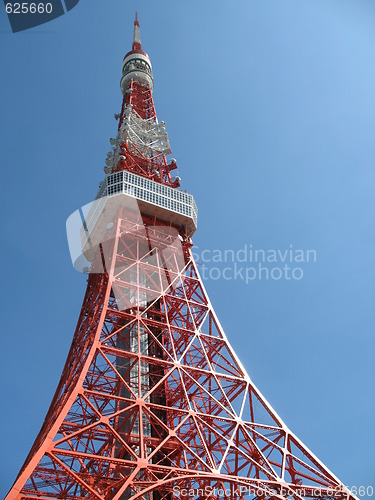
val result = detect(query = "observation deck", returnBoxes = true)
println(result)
[80,171,198,263]
[99,171,197,234]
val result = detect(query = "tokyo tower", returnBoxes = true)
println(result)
[6,15,358,500]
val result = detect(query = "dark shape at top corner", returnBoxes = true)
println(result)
[4,0,80,33]
[63,0,80,12]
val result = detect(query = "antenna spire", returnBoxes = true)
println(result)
[120,13,153,94]
[133,12,141,51]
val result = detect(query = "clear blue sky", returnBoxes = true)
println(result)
[1,0,374,496]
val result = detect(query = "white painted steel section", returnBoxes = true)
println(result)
[105,106,169,174]
[122,106,171,157]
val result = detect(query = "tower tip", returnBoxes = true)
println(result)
[121,11,153,93]
[132,12,141,51]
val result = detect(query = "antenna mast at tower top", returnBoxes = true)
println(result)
[132,12,141,51]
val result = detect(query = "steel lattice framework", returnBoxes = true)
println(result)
[6,15,358,500]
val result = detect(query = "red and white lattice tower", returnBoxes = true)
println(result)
[7,16,358,500]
